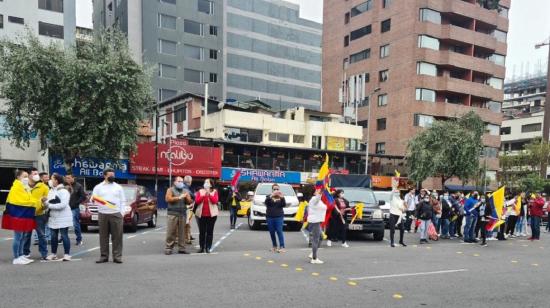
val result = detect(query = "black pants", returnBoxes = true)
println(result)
[198,216,217,250]
[456,215,464,236]
[506,216,518,235]
[479,220,487,244]
[497,223,506,240]
[404,211,414,231]
[475,217,482,238]
[389,214,404,244]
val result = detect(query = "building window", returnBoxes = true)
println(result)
[198,0,214,15]
[158,14,177,30]
[383,0,392,8]
[381,19,391,33]
[209,25,218,36]
[351,0,373,18]
[498,6,509,18]
[486,124,500,136]
[344,12,350,24]
[0,15,3,29]
[377,94,388,106]
[38,22,64,39]
[38,0,64,13]
[160,0,176,4]
[184,19,203,35]
[344,35,349,47]
[184,69,203,83]
[349,48,370,64]
[416,88,436,102]
[159,39,177,55]
[492,29,507,43]
[174,105,187,122]
[418,35,440,50]
[500,127,511,135]
[209,73,218,83]
[350,24,372,41]
[380,44,390,58]
[158,89,178,101]
[312,136,322,149]
[269,132,290,143]
[488,54,505,66]
[346,139,360,151]
[379,70,388,82]
[183,44,203,60]
[487,101,501,113]
[417,62,437,76]
[419,8,441,24]
[482,147,498,158]
[377,118,387,130]
[209,49,218,59]
[293,135,305,144]
[414,114,434,127]
[8,16,24,25]
[159,63,177,79]
[375,142,386,154]
[364,73,370,83]
[357,120,368,128]
[486,77,503,90]
[521,123,542,133]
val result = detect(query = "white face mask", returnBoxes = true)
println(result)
[32,174,40,182]
[21,178,29,186]
[48,180,54,187]
[203,181,211,189]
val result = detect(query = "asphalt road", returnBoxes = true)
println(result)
[0,211,548,308]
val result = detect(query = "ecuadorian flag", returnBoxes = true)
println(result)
[316,154,335,227]
[486,186,505,231]
[2,180,38,232]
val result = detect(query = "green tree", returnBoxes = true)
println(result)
[0,30,152,168]
[406,111,485,187]
[518,173,546,193]
[477,0,501,10]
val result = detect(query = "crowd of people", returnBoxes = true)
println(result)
[3,168,549,266]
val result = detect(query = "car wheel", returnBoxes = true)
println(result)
[147,212,157,228]
[248,212,260,230]
[81,225,88,232]
[373,230,385,241]
[129,213,138,233]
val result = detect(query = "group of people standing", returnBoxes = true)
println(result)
[3,168,86,265]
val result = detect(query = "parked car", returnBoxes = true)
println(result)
[248,183,300,230]
[336,187,385,241]
[373,190,392,228]
[80,184,158,232]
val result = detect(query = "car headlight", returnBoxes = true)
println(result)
[372,210,383,219]
[124,206,132,214]
[79,204,87,212]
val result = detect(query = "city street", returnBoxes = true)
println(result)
[0,211,548,308]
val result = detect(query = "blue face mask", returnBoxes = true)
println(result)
[175,182,184,189]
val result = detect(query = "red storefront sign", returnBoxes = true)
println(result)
[130,140,222,178]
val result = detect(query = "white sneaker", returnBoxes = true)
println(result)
[327,240,332,247]
[311,258,324,264]
[62,254,72,261]
[24,254,31,258]
[22,256,35,263]
[46,254,58,261]
[308,253,313,259]
[13,257,31,265]
[342,242,350,248]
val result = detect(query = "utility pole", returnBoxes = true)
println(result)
[535,37,550,179]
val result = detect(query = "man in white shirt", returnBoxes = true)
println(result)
[92,168,126,264]
[403,189,417,232]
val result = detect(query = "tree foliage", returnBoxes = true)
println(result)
[0,30,152,163]
[477,0,501,10]
[406,111,485,186]
[499,139,550,189]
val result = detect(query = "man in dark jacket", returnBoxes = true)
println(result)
[440,192,452,239]
[416,194,433,244]
[66,174,87,246]
[448,193,461,238]
[226,190,242,229]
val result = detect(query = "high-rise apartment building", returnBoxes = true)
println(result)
[323,0,510,184]
[93,0,322,110]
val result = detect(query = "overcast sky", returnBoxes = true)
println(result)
[77,0,549,81]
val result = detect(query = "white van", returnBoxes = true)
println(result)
[248,183,300,230]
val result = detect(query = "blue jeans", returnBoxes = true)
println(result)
[12,231,26,259]
[440,219,450,237]
[419,220,429,240]
[72,208,82,242]
[432,216,440,233]
[23,214,48,258]
[515,216,525,234]
[530,216,541,239]
[266,216,285,248]
[50,227,70,255]
[229,207,238,226]
[449,220,456,237]
[464,215,478,241]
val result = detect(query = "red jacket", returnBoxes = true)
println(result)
[530,197,545,217]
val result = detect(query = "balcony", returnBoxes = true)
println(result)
[417,75,503,102]
[417,49,505,79]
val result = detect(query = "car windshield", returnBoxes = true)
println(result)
[339,188,377,207]
[123,186,137,201]
[256,184,296,197]
[374,191,392,203]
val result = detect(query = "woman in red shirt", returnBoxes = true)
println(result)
[194,179,219,253]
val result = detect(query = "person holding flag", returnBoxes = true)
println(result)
[485,187,506,241]
[307,188,327,264]
[226,170,242,230]
[327,189,351,248]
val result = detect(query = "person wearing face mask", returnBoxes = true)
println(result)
[440,192,451,239]
[2,170,42,265]
[327,189,351,248]
[463,192,481,243]
[389,190,406,247]
[183,176,195,245]
[65,174,86,246]
[264,184,286,253]
[92,168,126,264]
[403,189,417,233]
[22,168,50,260]
[165,176,192,255]
[307,188,327,264]
[194,178,219,253]
[478,194,491,246]
[415,194,433,244]
[226,188,242,230]
[45,173,73,261]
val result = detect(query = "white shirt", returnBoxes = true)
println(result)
[404,193,416,211]
[307,195,327,223]
[390,195,405,216]
[92,181,126,215]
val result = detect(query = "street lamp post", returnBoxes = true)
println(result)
[535,37,550,178]
[364,88,381,175]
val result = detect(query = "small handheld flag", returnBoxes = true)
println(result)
[350,203,364,224]
[230,169,242,191]
[91,195,118,210]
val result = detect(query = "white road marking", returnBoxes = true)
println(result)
[349,269,468,281]
[40,258,82,263]
[72,246,100,257]
[210,222,243,252]
[127,235,137,239]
